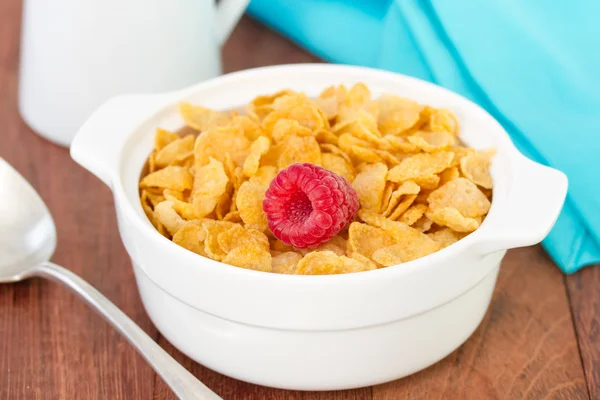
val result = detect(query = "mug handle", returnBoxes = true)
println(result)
[474,152,568,256]
[216,0,251,45]
[70,94,168,188]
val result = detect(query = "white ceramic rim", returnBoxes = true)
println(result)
[115,64,514,281]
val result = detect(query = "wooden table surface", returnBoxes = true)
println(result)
[1,1,599,398]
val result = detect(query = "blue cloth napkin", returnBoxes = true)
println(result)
[248,0,600,273]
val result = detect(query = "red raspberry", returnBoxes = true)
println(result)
[263,163,359,249]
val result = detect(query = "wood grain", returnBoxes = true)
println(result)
[372,247,588,400]
[0,1,599,398]
[222,15,321,71]
[567,267,600,399]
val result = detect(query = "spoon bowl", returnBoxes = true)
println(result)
[0,158,56,282]
[0,157,220,400]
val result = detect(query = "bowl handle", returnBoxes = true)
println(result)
[70,94,167,188]
[474,153,568,256]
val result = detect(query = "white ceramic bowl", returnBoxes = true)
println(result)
[70,64,567,390]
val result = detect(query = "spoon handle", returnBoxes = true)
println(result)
[32,262,222,400]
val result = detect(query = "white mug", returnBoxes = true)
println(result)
[18,0,249,147]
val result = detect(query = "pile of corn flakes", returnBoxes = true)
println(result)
[139,83,493,274]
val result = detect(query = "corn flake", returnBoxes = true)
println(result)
[338,133,370,155]
[413,174,441,190]
[351,146,384,164]
[460,149,495,189]
[407,131,456,152]
[399,204,428,226]
[154,128,180,151]
[251,89,294,108]
[144,190,166,208]
[278,135,322,169]
[295,251,374,275]
[203,220,239,261]
[374,149,400,166]
[223,210,242,223]
[384,135,419,153]
[154,201,186,235]
[315,96,339,120]
[388,195,418,221]
[231,115,264,141]
[320,84,347,104]
[314,129,339,146]
[322,153,355,183]
[427,108,459,134]
[164,192,196,220]
[262,94,327,134]
[236,181,268,232]
[343,120,385,147]
[140,166,193,192]
[415,188,433,204]
[320,144,353,165]
[358,210,433,244]
[377,94,424,136]
[140,190,156,221]
[439,166,460,186]
[382,180,420,217]
[222,245,272,272]
[300,242,346,257]
[345,83,371,108]
[387,151,454,183]
[154,134,195,168]
[141,83,493,274]
[180,103,230,131]
[413,215,434,232]
[193,125,251,167]
[215,191,232,220]
[427,228,465,249]
[372,234,439,266]
[378,182,394,214]
[271,239,294,253]
[349,252,379,269]
[243,136,271,177]
[249,165,278,187]
[217,225,270,254]
[173,223,207,256]
[428,177,490,218]
[426,207,480,232]
[348,222,397,259]
[271,118,313,143]
[192,157,229,218]
[352,163,388,210]
[329,235,348,250]
[272,251,302,274]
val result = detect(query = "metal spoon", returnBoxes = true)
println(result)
[0,158,221,400]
